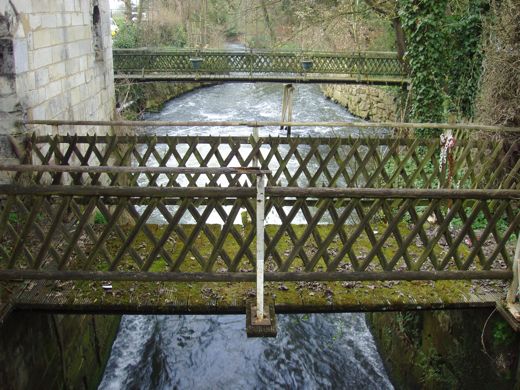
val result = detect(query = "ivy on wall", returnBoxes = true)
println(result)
[398,0,487,136]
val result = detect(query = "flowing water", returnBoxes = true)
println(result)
[99,83,393,389]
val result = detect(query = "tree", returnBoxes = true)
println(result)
[363,0,406,63]
[122,0,133,22]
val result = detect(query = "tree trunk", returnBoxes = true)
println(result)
[392,16,407,67]
[260,0,276,44]
[123,0,132,22]
[137,0,147,24]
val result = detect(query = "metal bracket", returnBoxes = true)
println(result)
[246,298,277,337]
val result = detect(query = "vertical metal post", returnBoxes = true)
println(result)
[256,172,265,320]
[252,126,264,319]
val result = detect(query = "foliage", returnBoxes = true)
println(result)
[113,19,139,48]
[399,0,449,136]
[416,347,458,386]
[398,0,487,135]
[8,212,18,224]
[492,320,515,347]
[444,2,486,118]
[396,311,422,346]
[94,211,107,224]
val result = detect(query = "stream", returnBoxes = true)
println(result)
[99,83,393,389]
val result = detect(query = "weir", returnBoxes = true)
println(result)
[0,120,519,334]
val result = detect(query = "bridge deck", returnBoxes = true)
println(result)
[6,279,507,315]
[114,73,410,85]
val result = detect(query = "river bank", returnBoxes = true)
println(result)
[115,82,210,119]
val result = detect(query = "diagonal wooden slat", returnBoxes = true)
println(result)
[8,196,44,268]
[141,199,188,270]
[33,196,71,269]
[109,199,159,271]
[57,198,98,269]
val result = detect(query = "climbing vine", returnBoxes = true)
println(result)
[399,0,448,136]
[398,0,487,136]
[444,1,487,119]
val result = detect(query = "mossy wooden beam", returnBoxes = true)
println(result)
[0,270,512,282]
[12,279,506,315]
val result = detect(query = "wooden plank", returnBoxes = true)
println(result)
[0,164,271,175]
[496,302,520,332]
[0,270,512,282]
[12,299,499,315]
[267,187,520,200]
[3,185,517,200]
[0,185,257,198]
[22,120,520,133]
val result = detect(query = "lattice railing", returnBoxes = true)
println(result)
[112,49,406,77]
[27,134,520,190]
[1,120,519,283]
[0,186,518,281]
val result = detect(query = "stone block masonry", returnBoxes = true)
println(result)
[0,2,120,388]
[0,0,115,178]
[321,84,403,122]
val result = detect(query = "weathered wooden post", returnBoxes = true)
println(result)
[280,84,294,136]
[504,235,520,326]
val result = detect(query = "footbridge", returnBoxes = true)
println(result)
[1,121,519,334]
[112,48,409,85]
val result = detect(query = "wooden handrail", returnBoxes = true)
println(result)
[0,164,270,175]
[20,119,520,133]
[0,184,518,200]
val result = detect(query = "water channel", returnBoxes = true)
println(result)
[99,83,393,389]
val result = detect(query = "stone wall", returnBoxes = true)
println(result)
[0,0,115,176]
[0,313,120,390]
[321,84,402,122]
[116,81,208,119]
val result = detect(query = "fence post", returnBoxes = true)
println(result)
[507,235,520,307]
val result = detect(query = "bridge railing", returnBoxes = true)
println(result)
[0,183,518,281]
[23,132,520,190]
[112,48,405,77]
[1,120,519,283]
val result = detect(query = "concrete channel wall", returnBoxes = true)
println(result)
[0,312,120,390]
